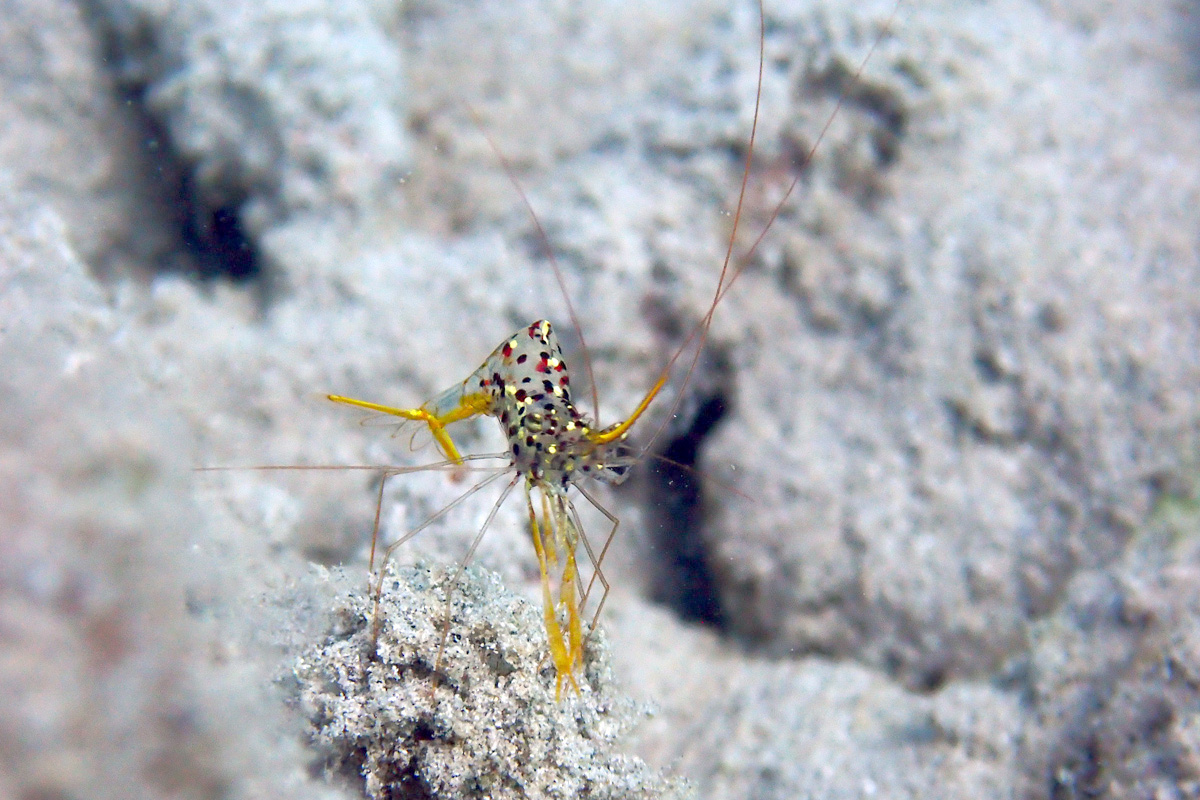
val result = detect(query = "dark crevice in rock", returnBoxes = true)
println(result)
[80,1,268,291]
[642,348,733,628]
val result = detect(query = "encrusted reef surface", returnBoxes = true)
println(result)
[3,0,1200,798]
[297,565,688,800]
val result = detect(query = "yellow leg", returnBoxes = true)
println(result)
[327,393,491,463]
[527,487,580,699]
[547,494,585,677]
[561,547,584,679]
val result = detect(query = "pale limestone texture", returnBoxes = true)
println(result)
[3,0,1200,797]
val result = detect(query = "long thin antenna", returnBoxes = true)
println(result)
[461,100,603,426]
[635,0,767,457]
[640,0,903,460]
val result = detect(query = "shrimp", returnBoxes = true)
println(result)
[324,0,902,699]
[330,318,655,697]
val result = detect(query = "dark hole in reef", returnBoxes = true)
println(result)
[644,386,730,627]
[128,89,265,286]
[83,3,267,289]
[180,192,261,283]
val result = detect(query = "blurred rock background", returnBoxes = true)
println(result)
[2,0,1199,797]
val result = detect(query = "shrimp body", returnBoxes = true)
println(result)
[333,320,640,484]
[476,320,637,485]
[330,319,651,696]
